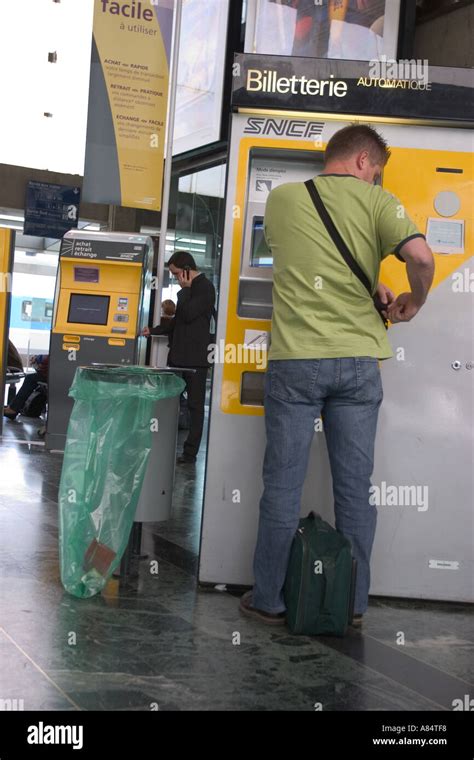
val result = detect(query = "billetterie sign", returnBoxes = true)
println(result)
[247,69,348,97]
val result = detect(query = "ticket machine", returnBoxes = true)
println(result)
[0,229,15,438]
[199,55,473,602]
[46,230,153,450]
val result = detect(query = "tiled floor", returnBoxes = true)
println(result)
[0,415,472,711]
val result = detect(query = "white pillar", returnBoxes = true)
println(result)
[150,0,183,366]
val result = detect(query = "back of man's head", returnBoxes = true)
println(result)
[325,125,391,168]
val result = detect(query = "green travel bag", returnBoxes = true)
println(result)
[284,512,357,636]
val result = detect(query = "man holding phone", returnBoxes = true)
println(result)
[142,251,216,464]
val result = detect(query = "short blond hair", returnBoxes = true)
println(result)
[325,124,391,166]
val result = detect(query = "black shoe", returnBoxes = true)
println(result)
[177,454,196,464]
[239,591,286,626]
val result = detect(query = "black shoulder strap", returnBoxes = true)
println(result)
[304,179,372,296]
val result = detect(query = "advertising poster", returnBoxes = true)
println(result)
[173,0,229,156]
[247,0,400,62]
[24,181,81,239]
[83,0,175,211]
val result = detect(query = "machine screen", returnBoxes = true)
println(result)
[68,294,110,325]
[250,217,273,268]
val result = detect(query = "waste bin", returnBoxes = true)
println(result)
[58,365,185,598]
[135,393,180,523]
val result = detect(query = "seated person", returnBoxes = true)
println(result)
[7,339,23,372]
[6,339,24,405]
[4,354,49,420]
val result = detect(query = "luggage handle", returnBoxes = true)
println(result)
[306,511,323,522]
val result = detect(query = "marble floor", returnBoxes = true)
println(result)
[0,414,472,712]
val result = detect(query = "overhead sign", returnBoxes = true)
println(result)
[24,182,81,239]
[83,0,175,211]
[232,54,474,124]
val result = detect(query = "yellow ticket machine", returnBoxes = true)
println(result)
[0,229,15,438]
[199,55,473,602]
[46,230,153,450]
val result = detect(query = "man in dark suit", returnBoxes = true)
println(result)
[143,251,216,464]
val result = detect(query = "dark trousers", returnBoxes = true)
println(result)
[9,372,42,413]
[181,367,208,459]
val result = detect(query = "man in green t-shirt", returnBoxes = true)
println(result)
[240,124,434,626]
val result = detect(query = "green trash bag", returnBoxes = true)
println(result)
[58,366,185,598]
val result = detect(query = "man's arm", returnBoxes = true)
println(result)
[178,282,215,324]
[149,321,174,336]
[387,238,435,323]
[142,320,174,338]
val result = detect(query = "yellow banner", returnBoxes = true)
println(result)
[84,0,174,211]
[0,230,14,422]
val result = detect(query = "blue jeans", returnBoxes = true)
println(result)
[252,358,383,616]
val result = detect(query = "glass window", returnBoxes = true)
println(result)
[163,163,226,304]
[9,249,58,361]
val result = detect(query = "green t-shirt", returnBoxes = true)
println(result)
[265,174,423,360]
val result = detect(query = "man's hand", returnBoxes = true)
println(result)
[376,282,395,319]
[178,269,192,288]
[141,326,150,337]
[376,283,395,306]
[387,293,422,323]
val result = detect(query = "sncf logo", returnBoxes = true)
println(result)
[243,118,323,139]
